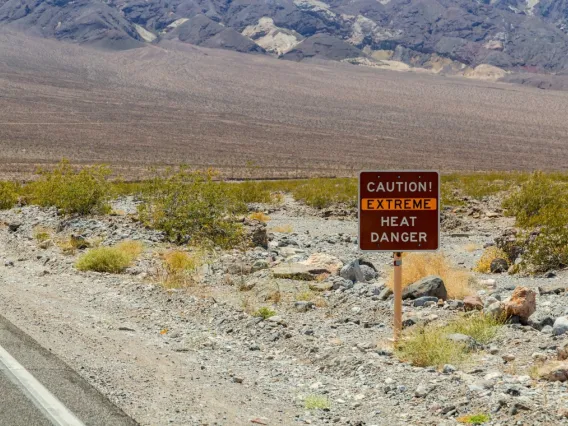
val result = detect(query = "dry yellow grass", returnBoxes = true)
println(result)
[474,246,510,273]
[248,212,270,222]
[387,253,474,299]
[158,250,201,288]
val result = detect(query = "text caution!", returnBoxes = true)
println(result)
[358,171,440,252]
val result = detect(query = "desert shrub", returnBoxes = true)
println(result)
[304,395,330,410]
[26,160,111,215]
[33,227,52,243]
[253,306,276,319]
[387,253,473,299]
[138,169,246,248]
[291,178,357,209]
[232,181,274,203]
[396,314,502,367]
[158,250,201,288]
[270,224,293,233]
[502,172,568,272]
[502,171,567,228]
[457,413,490,424]
[75,241,142,273]
[0,181,20,210]
[520,211,568,273]
[474,246,510,273]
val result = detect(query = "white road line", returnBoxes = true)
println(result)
[0,344,85,426]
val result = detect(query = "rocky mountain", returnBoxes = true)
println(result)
[2,0,568,72]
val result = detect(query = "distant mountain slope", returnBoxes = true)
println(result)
[2,0,568,72]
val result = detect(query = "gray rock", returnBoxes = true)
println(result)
[402,276,447,301]
[553,316,568,336]
[445,333,479,350]
[340,261,366,283]
[413,296,439,307]
[442,364,457,374]
[294,301,314,313]
[415,383,435,398]
[8,222,21,232]
[485,301,504,318]
[360,265,378,281]
[445,300,464,310]
[542,325,553,334]
[538,283,568,295]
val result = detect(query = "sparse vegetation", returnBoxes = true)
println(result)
[26,160,112,215]
[254,306,276,320]
[457,413,491,424]
[304,395,331,410]
[502,172,568,272]
[395,314,502,367]
[33,227,52,243]
[75,240,143,273]
[387,253,474,299]
[474,246,510,273]
[0,181,20,210]
[270,224,294,233]
[158,250,201,288]
[138,168,246,248]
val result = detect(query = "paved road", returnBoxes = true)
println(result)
[0,315,138,426]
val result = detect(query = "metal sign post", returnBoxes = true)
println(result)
[358,171,440,343]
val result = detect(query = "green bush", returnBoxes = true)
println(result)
[502,171,567,228]
[291,178,357,209]
[253,306,276,319]
[26,160,112,215]
[138,169,246,248]
[75,241,142,273]
[0,182,20,210]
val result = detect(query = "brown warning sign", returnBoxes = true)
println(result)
[359,171,440,252]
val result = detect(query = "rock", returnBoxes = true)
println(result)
[503,287,536,321]
[489,346,499,355]
[502,354,516,362]
[379,287,393,300]
[308,282,333,292]
[552,316,568,336]
[538,283,568,295]
[558,342,568,361]
[415,383,436,398]
[8,222,21,232]
[528,312,554,331]
[442,364,456,374]
[271,264,314,280]
[538,361,568,382]
[402,276,447,301]
[445,300,464,310]
[445,333,478,351]
[542,325,553,334]
[38,239,53,249]
[463,295,483,312]
[278,247,305,257]
[413,296,439,307]
[294,301,314,313]
[485,301,504,318]
[490,258,509,273]
[360,265,378,281]
[301,253,343,275]
[479,278,497,288]
[328,276,353,290]
[251,259,269,272]
[340,261,366,283]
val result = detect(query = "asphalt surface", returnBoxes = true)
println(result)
[0,315,138,426]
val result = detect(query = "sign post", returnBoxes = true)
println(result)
[358,171,440,341]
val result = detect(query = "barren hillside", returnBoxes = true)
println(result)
[1,31,568,179]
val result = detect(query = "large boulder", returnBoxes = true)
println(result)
[503,287,536,322]
[553,317,568,336]
[301,253,343,275]
[340,261,366,283]
[402,276,447,301]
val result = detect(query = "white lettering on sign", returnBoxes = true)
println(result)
[380,216,417,227]
[370,232,428,243]
[366,181,431,193]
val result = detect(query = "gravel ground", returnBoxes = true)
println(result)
[1,196,568,426]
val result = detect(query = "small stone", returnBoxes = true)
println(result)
[308,282,333,292]
[415,384,435,398]
[538,361,568,382]
[502,354,516,362]
[442,364,456,374]
[553,316,568,336]
[489,346,499,355]
[413,296,439,307]
[8,222,21,232]
[294,301,314,313]
[463,295,483,311]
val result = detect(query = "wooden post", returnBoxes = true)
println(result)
[393,252,403,342]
